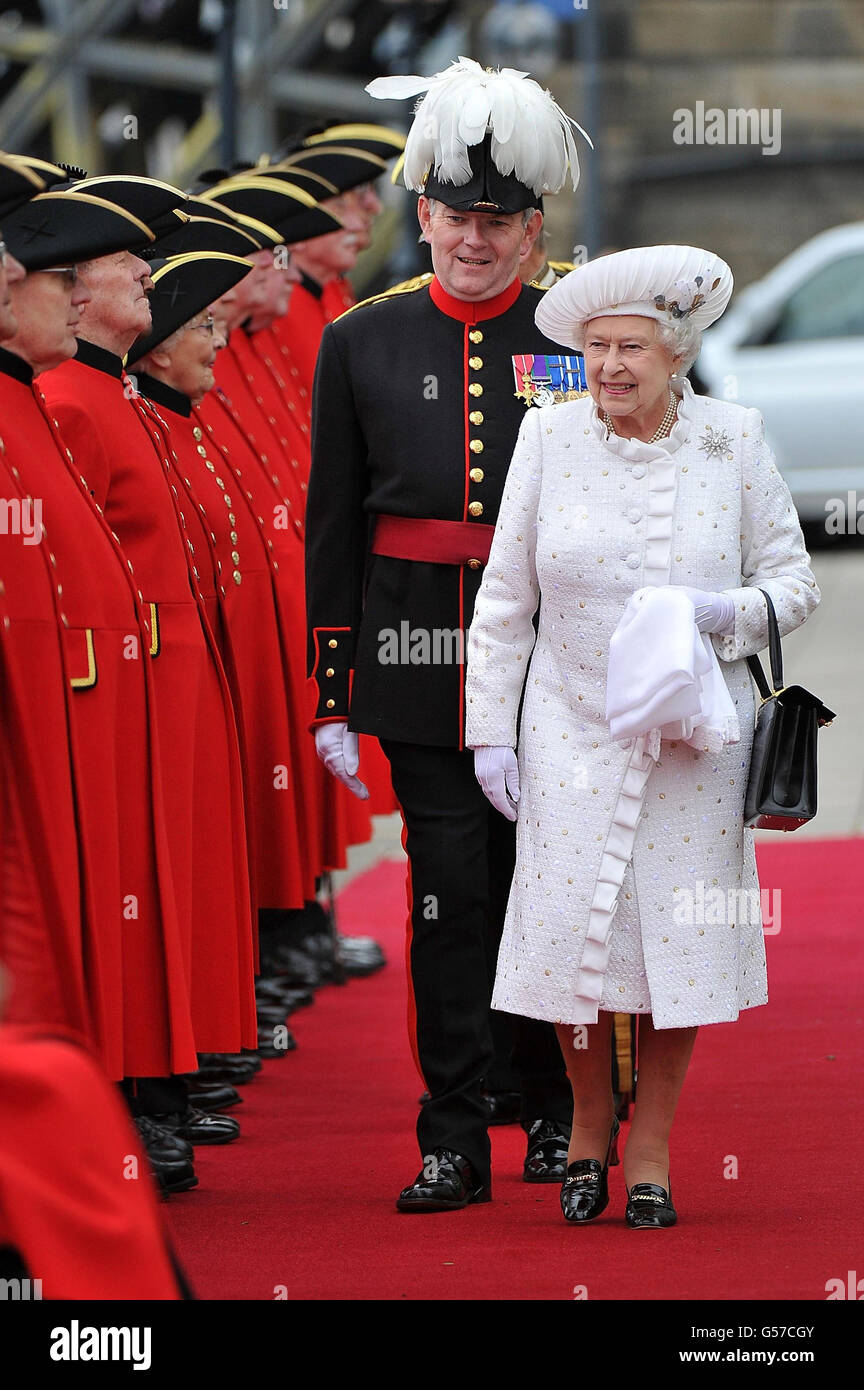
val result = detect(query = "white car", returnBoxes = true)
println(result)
[696,222,864,524]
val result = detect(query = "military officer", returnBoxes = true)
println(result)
[306,60,592,1210]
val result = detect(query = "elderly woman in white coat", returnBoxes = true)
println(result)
[464,245,820,1227]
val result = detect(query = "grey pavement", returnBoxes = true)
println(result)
[331,545,863,896]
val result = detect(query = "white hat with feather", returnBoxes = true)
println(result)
[366,57,591,214]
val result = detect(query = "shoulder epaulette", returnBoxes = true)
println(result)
[548,260,577,277]
[335,272,434,322]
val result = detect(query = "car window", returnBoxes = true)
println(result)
[760,251,864,344]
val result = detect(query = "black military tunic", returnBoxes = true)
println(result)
[306,273,583,748]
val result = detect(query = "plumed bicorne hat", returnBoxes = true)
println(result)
[199,177,342,244]
[535,245,734,352]
[127,251,251,365]
[2,189,157,270]
[366,56,592,215]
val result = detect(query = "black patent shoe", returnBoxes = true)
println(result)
[484,1090,522,1126]
[154,1106,240,1147]
[625,1181,677,1228]
[396,1148,491,1213]
[560,1117,620,1223]
[523,1118,570,1183]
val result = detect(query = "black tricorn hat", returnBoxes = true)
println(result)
[179,193,285,250]
[127,251,251,365]
[278,145,388,195]
[56,175,188,241]
[0,152,46,221]
[257,162,338,200]
[200,178,342,244]
[423,134,537,215]
[147,214,265,259]
[5,154,87,189]
[2,189,155,270]
[302,123,405,162]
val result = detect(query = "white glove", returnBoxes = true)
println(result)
[473,746,520,822]
[675,586,736,635]
[314,721,369,800]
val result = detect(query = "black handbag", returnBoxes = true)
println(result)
[743,589,835,831]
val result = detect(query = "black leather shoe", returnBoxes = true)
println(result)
[187,1081,242,1113]
[523,1118,571,1183]
[560,1118,620,1223]
[153,1152,198,1197]
[155,1106,240,1146]
[134,1114,193,1162]
[194,1053,260,1085]
[484,1090,521,1126]
[625,1181,677,1228]
[396,1149,491,1213]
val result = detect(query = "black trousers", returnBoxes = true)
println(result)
[381,740,571,1187]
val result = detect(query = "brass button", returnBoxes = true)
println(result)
[469,329,483,343]
[205,461,216,472]
[469,410,484,425]
[196,444,207,457]
[233,569,242,585]
[469,356,483,370]
[230,530,239,544]
[469,439,484,454]
[468,501,484,517]
[328,638,338,649]
[469,467,484,482]
[326,699,335,709]
[468,383,483,397]
[215,476,225,488]
[231,550,240,564]
[325,667,335,677]
[467,558,481,570]
[193,426,203,441]
[223,494,232,505]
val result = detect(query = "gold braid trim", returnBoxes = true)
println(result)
[334,272,435,322]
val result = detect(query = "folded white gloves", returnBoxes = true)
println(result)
[314,721,369,800]
[473,745,520,821]
[674,586,736,635]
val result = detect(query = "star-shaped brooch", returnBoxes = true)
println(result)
[697,426,734,460]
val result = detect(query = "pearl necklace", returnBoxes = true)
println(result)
[603,388,678,443]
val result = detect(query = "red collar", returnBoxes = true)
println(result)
[428,275,522,323]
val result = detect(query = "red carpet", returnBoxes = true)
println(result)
[166,838,863,1301]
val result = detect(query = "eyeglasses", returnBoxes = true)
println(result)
[41,266,79,286]
[190,314,216,335]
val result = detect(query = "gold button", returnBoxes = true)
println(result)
[193,426,203,441]
[468,383,483,397]
[328,638,338,648]
[467,558,481,570]
[231,550,240,564]
[469,439,484,455]
[223,494,232,505]
[228,513,236,524]
[468,501,484,517]
[325,667,335,677]
[196,444,207,457]
[469,467,484,482]
[230,530,238,543]
[233,570,242,584]
[326,699,335,709]
[469,356,483,370]
[205,461,216,472]
[215,476,225,488]
[469,410,484,425]
[469,329,483,343]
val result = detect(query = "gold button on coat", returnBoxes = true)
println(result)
[469,410,484,425]
[469,356,483,370]
[469,467,484,482]
[326,699,335,709]
[469,440,484,454]
[325,667,335,677]
[467,558,481,570]
[328,638,338,648]
[468,383,483,397]
[469,329,483,343]
[468,501,484,517]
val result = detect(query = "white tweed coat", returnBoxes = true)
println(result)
[464,380,820,1028]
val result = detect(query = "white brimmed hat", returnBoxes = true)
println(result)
[535,244,733,351]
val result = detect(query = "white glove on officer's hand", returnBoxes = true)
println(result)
[314,721,369,800]
[675,586,736,635]
[473,745,520,822]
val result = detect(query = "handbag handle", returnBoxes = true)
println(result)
[745,588,784,699]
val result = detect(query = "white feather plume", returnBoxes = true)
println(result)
[366,57,592,196]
